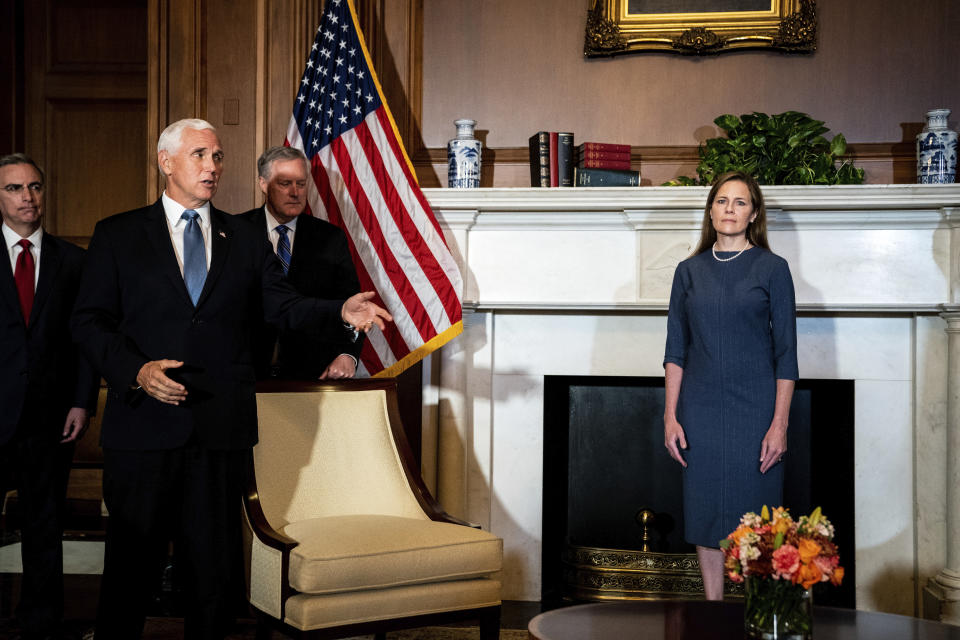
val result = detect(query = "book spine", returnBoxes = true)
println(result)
[578,149,631,161]
[578,142,631,154]
[549,131,559,187]
[528,132,549,187]
[574,167,641,187]
[578,158,632,170]
[557,132,574,187]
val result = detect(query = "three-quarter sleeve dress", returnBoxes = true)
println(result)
[663,247,798,548]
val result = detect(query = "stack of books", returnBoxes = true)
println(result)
[574,142,640,186]
[529,131,574,187]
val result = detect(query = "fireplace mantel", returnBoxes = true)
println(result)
[419,185,960,619]
[425,185,960,314]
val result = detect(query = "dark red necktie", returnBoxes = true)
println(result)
[14,238,34,324]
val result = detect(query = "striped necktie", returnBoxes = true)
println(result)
[276,224,291,275]
[181,209,207,305]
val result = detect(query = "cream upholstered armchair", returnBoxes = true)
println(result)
[242,379,503,639]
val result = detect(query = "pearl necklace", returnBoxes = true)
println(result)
[711,241,751,262]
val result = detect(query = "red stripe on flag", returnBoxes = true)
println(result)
[353,121,461,326]
[329,135,436,350]
[359,338,384,374]
[374,109,447,240]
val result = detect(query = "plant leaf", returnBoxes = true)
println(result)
[830,133,847,156]
[669,110,866,186]
[715,114,741,132]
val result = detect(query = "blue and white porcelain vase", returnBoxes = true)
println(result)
[917,109,958,184]
[447,119,481,188]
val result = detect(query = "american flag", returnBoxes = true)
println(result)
[285,0,463,377]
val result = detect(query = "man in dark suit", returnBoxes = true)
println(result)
[240,146,363,380]
[0,153,99,640]
[71,119,390,640]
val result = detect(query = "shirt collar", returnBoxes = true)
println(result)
[162,192,211,228]
[264,205,298,233]
[2,222,43,250]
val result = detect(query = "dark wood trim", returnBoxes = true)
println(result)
[412,142,915,166]
[405,0,424,156]
[242,448,298,621]
[381,379,476,528]
[411,142,918,184]
[146,0,163,200]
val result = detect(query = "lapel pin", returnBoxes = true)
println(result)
[218,230,226,238]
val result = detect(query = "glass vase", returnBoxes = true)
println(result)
[743,577,812,640]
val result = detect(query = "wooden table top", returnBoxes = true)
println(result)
[528,600,960,640]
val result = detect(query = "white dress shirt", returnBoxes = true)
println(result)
[161,192,213,274]
[263,205,298,255]
[3,222,43,290]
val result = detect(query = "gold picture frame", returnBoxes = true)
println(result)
[584,0,816,56]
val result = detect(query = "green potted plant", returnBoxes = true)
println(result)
[666,111,865,186]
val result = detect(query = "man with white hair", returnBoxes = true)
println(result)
[72,118,391,639]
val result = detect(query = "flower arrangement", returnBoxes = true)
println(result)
[720,506,844,639]
[721,505,844,587]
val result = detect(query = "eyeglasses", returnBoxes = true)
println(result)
[2,183,44,194]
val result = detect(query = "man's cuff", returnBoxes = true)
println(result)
[343,321,360,342]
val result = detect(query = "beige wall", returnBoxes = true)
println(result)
[418,0,960,185]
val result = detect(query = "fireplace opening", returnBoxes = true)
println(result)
[542,375,855,608]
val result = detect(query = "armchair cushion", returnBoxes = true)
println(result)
[283,514,502,594]
[285,578,502,631]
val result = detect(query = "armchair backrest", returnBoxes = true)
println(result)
[253,380,429,531]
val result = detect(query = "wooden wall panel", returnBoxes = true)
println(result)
[23,0,147,240]
[205,0,258,212]
[0,1,23,153]
[265,0,323,153]
[49,0,148,70]
[46,101,147,241]
[147,0,203,199]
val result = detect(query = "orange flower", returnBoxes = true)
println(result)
[730,524,754,546]
[830,566,845,586]
[770,507,792,534]
[798,538,821,564]
[795,561,822,589]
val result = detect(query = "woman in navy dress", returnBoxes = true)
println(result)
[663,171,798,600]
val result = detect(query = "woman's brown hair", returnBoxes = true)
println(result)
[692,170,770,256]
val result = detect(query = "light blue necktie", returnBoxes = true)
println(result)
[276,224,291,275]
[181,209,207,305]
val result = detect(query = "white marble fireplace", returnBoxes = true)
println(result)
[419,185,960,618]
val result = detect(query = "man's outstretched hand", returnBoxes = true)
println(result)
[341,292,392,333]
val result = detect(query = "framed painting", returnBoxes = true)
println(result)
[584,0,816,56]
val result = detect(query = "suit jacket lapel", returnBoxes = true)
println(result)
[28,232,61,326]
[143,199,195,307]
[197,207,231,307]
[0,241,21,320]
[287,214,311,278]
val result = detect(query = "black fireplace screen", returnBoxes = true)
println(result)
[542,375,855,608]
